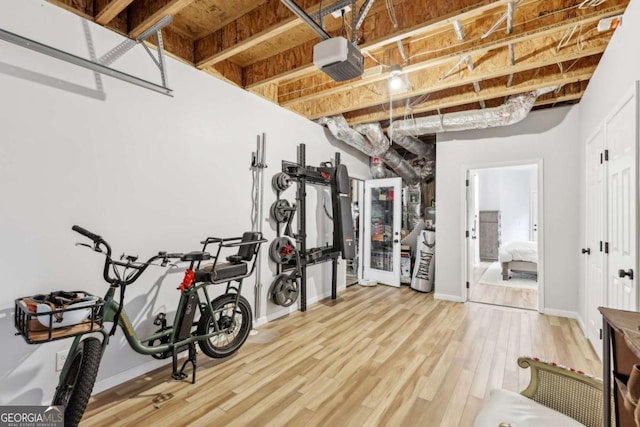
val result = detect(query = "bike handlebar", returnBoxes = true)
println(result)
[72,225,102,243]
[73,225,181,286]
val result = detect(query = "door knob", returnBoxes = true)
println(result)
[581,248,591,255]
[618,269,634,280]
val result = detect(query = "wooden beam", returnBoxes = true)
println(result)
[278,0,627,105]
[243,0,515,89]
[534,80,588,107]
[128,0,197,39]
[250,83,279,103]
[344,56,599,124]
[204,61,243,87]
[286,28,611,119]
[195,0,322,69]
[95,0,134,25]
[46,0,93,19]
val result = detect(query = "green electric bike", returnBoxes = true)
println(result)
[14,225,265,427]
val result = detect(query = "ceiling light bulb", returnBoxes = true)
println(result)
[388,75,404,91]
[388,64,404,91]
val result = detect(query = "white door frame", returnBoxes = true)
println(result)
[461,158,545,311]
[584,122,607,358]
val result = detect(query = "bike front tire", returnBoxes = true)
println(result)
[197,294,252,358]
[52,337,102,427]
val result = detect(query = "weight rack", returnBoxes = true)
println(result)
[275,143,342,312]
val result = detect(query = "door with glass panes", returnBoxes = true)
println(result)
[363,178,402,287]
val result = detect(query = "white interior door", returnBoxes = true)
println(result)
[466,171,479,298]
[606,84,638,311]
[363,177,402,287]
[586,126,606,357]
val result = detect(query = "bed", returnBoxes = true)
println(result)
[499,241,538,280]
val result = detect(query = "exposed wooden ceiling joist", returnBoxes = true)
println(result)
[46,0,630,129]
[95,0,134,25]
[288,27,611,120]
[346,54,600,124]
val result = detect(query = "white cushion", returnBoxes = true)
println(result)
[473,389,586,427]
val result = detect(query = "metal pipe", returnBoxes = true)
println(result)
[280,0,331,40]
[0,27,172,96]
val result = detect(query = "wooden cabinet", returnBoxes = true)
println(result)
[600,307,640,427]
[479,210,501,261]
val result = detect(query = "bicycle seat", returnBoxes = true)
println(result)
[181,251,211,262]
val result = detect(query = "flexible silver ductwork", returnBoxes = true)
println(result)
[319,116,420,184]
[380,148,421,185]
[318,115,387,157]
[353,122,420,185]
[391,134,435,158]
[319,87,553,184]
[388,87,555,136]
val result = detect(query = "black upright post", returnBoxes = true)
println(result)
[297,144,307,312]
[331,151,341,300]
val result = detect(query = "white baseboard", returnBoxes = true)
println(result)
[434,293,465,303]
[541,307,579,320]
[575,314,587,336]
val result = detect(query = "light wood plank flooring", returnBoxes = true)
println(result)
[82,285,600,427]
[469,262,538,311]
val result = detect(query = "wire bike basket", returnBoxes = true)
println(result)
[14,291,104,344]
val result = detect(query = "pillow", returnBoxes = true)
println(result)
[473,389,586,427]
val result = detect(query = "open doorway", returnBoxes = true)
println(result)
[466,162,542,311]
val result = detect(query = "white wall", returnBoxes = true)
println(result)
[576,0,640,329]
[0,0,369,405]
[435,106,581,315]
[475,166,534,244]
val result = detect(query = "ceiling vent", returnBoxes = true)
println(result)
[313,36,364,82]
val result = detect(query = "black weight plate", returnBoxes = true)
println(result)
[268,236,295,264]
[269,199,291,223]
[272,275,299,307]
[271,172,291,192]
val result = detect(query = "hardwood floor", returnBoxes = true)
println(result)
[82,285,600,427]
[469,262,538,311]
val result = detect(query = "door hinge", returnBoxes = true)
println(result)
[466,281,470,289]
[600,153,603,164]
[599,328,603,340]
[605,242,609,254]
[465,179,469,187]
[599,241,603,252]
[466,230,469,238]
[604,149,609,161]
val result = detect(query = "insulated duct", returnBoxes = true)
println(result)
[353,122,421,185]
[319,116,420,184]
[388,87,555,136]
[391,134,435,158]
[318,115,387,156]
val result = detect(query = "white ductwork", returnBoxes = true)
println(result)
[388,87,555,136]
[352,123,391,155]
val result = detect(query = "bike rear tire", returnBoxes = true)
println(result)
[52,337,102,427]
[197,294,252,358]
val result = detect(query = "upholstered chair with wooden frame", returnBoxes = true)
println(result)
[474,356,610,427]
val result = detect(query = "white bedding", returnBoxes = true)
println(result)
[499,241,538,264]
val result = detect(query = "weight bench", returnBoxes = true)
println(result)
[194,232,266,284]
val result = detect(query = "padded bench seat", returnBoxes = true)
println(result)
[197,262,247,282]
